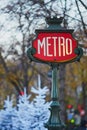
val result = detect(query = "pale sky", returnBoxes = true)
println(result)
[0,0,87,57]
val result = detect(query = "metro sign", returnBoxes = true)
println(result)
[32,32,78,63]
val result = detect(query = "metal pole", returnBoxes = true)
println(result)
[45,64,64,130]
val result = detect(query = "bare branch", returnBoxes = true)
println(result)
[78,0,87,10]
[75,0,87,36]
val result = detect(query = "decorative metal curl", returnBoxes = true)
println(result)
[74,47,83,62]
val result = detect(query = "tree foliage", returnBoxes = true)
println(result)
[0,0,87,117]
[65,55,87,106]
[0,80,50,130]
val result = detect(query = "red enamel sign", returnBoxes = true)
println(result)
[32,32,78,63]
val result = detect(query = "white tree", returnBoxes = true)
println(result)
[12,88,34,130]
[0,76,50,130]
[31,75,50,130]
[0,96,15,130]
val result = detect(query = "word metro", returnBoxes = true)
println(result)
[38,37,72,57]
[33,32,77,63]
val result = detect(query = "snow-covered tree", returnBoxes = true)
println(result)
[0,75,50,130]
[12,88,34,130]
[0,96,15,130]
[31,75,50,130]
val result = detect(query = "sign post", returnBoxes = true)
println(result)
[27,17,83,130]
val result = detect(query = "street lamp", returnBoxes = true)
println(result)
[27,17,83,130]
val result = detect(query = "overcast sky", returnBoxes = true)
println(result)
[0,0,87,56]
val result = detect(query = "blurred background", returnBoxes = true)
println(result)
[0,0,87,123]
